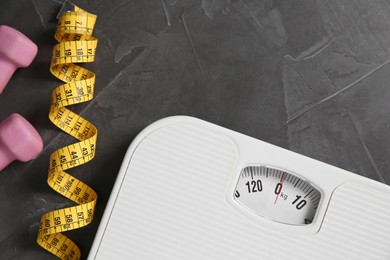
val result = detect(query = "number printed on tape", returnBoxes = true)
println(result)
[36,2,98,259]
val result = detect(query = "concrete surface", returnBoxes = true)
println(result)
[1,0,390,259]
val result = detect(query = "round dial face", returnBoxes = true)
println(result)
[234,166,321,225]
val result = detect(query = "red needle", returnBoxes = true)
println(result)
[274,172,287,205]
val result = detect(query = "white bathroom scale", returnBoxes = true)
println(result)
[88,116,390,260]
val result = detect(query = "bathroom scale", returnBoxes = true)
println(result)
[88,116,390,260]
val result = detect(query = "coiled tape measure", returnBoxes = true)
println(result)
[31,1,390,260]
[37,2,98,259]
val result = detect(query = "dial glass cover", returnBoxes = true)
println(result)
[234,166,321,225]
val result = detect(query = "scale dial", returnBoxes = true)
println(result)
[234,166,321,225]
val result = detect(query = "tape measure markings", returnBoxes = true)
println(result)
[49,110,97,141]
[38,233,79,259]
[37,2,98,259]
[39,201,95,235]
[52,41,97,64]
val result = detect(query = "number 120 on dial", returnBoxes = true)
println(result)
[234,166,321,225]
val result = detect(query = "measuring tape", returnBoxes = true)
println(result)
[36,2,98,259]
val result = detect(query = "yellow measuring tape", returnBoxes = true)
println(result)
[37,2,98,259]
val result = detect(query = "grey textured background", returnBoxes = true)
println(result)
[1,0,390,259]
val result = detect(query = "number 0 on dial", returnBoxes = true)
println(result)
[234,166,321,225]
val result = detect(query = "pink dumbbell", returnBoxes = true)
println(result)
[0,114,43,171]
[0,25,38,94]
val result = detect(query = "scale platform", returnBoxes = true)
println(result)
[88,116,390,260]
